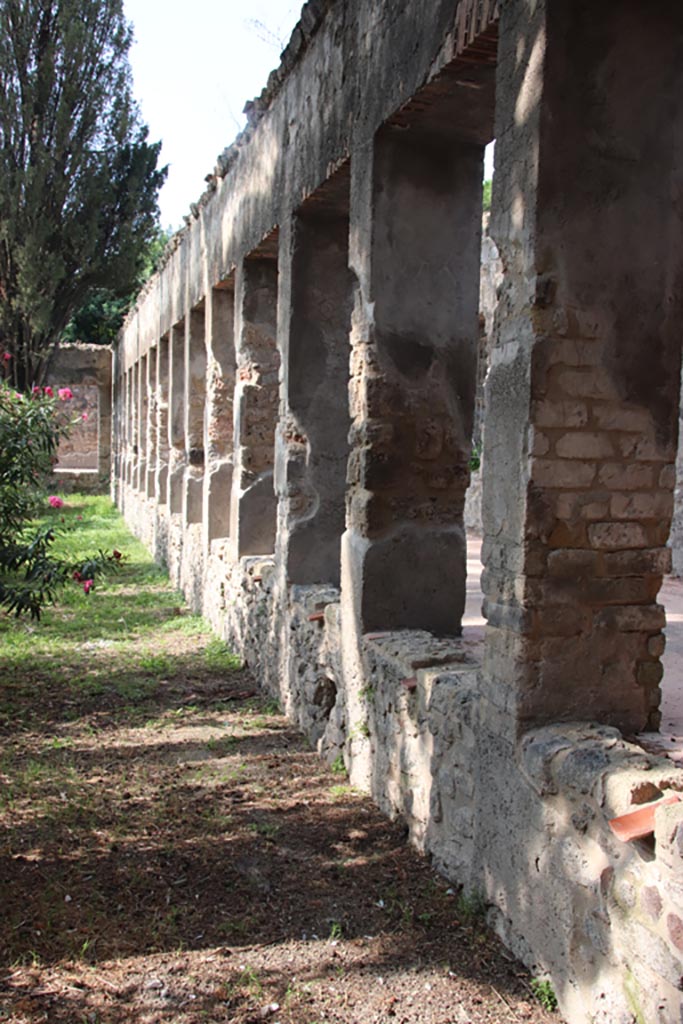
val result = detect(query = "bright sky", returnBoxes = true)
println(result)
[123,0,495,230]
[123,0,300,229]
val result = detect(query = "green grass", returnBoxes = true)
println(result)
[531,977,558,1012]
[0,494,240,733]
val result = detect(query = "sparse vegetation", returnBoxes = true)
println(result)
[0,495,559,1024]
[531,978,559,1012]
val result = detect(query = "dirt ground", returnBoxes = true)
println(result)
[0,628,560,1024]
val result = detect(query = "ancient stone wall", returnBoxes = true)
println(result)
[50,342,112,492]
[112,3,683,1022]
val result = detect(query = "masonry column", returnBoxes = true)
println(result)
[343,129,484,635]
[183,307,206,524]
[230,257,279,557]
[110,352,122,502]
[168,321,186,514]
[204,284,235,545]
[98,359,112,485]
[156,336,170,504]
[481,0,683,735]
[134,358,147,493]
[145,349,156,497]
[124,368,134,489]
[277,200,352,586]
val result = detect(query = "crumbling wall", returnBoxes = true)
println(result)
[112,2,683,1022]
[50,342,112,492]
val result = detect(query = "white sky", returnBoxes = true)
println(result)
[123,0,495,229]
[123,0,300,228]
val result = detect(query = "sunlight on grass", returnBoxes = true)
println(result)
[0,494,241,731]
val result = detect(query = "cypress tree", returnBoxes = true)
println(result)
[0,0,167,389]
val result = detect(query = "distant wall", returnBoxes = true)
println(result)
[50,343,112,493]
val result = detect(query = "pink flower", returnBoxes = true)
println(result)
[82,579,94,595]
[58,387,73,401]
[44,386,54,397]
[32,386,42,396]
[2,352,11,362]
[73,570,83,582]
[48,496,64,509]
[81,412,88,421]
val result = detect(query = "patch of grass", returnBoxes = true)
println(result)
[206,735,238,755]
[330,784,359,800]
[204,637,241,672]
[225,965,263,1002]
[531,977,558,1012]
[330,754,346,774]
[138,653,174,677]
[455,889,488,926]
[248,820,279,839]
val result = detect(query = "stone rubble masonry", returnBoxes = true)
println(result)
[50,342,112,493]
[112,2,683,1022]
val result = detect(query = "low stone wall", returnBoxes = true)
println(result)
[119,480,683,1024]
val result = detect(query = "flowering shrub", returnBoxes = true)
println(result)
[0,377,114,618]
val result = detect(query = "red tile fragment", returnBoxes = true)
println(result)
[608,793,682,843]
[308,612,325,623]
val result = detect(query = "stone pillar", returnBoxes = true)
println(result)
[481,0,683,736]
[145,349,156,497]
[168,321,186,514]
[343,129,484,635]
[277,208,353,586]
[156,336,170,505]
[110,352,122,501]
[183,307,206,525]
[127,366,135,489]
[230,257,279,558]
[205,285,235,545]
[138,354,149,494]
[132,358,145,492]
[98,367,112,485]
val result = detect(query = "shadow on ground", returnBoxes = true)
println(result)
[1,623,558,1024]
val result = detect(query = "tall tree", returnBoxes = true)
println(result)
[0,0,167,389]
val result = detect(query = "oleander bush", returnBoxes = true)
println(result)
[0,376,112,618]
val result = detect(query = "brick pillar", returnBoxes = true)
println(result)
[183,307,206,524]
[205,285,235,545]
[98,364,112,485]
[343,129,484,635]
[134,358,146,492]
[145,350,156,497]
[156,336,170,505]
[111,352,122,501]
[168,321,186,514]
[481,0,683,735]
[230,257,279,558]
[277,206,353,586]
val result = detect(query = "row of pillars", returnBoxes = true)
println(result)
[114,0,683,739]
[114,127,485,627]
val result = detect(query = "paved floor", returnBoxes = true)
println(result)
[464,535,683,763]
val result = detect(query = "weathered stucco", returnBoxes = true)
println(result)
[50,342,112,491]
[112,3,683,1022]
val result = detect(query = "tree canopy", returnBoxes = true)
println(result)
[62,224,173,347]
[0,0,167,389]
